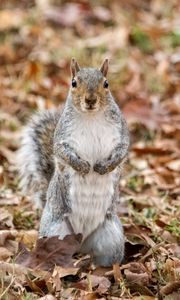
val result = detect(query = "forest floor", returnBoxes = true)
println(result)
[0,0,180,299]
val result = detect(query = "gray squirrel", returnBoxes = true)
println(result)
[18,58,130,266]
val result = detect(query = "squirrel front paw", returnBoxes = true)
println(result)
[80,160,91,175]
[69,153,90,175]
[93,161,109,175]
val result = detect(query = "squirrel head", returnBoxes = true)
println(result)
[70,58,110,113]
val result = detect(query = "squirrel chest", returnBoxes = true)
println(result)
[64,112,121,239]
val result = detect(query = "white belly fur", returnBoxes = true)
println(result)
[69,170,118,239]
[66,113,120,239]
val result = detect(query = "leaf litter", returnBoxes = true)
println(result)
[0,0,180,299]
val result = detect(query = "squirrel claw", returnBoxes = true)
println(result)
[93,161,108,175]
[80,160,91,175]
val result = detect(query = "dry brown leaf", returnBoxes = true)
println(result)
[95,275,111,294]
[127,283,155,297]
[0,246,13,260]
[164,292,180,300]
[0,146,17,164]
[164,258,180,281]
[92,266,111,277]
[160,281,180,295]
[74,274,111,294]
[79,292,99,300]
[25,275,45,296]
[17,230,38,248]
[52,265,79,278]
[0,261,28,277]
[0,230,17,246]
[0,208,14,229]
[140,242,165,262]
[51,266,61,293]
[124,262,150,285]
[165,244,180,257]
[16,234,82,271]
[0,195,20,206]
[161,230,177,243]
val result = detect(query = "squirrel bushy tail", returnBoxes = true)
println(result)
[17,109,61,208]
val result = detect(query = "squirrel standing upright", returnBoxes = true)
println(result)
[18,58,130,266]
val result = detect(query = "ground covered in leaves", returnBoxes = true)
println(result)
[0,0,180,299]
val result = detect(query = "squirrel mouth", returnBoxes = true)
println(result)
[86,105,97,111]
[86,106,96,111]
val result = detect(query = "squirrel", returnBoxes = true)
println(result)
[18,58,130,266]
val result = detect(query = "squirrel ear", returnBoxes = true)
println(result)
[100,58,109,77]
[71,58,80,78]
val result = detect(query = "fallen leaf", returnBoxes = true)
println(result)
[91,275,111,294]
[52,265,79,278]
[124,262,150,285]
[164,292,180,300]
[164,258,180,281]
[127,283,155,297]
[18,230,38,248]
[74,274,111,294]
[160,281,180,295]
[0,261,28,277]
[51,266,61,293]
[0,246,13,260]
[0,145,17,164]
[79,292,99,300]
[25,275,45,296]
[0,229,17,246]
[0,208,14,229]
[0,195,20,206]
[16,234,82,271]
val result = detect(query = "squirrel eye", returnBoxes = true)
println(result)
[72,79,77,88]
[103,80,109,88]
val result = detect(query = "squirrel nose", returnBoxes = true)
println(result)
[85,97,97,105]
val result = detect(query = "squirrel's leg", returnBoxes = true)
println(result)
[81,215,124,267]
[33,180,49,210]
[39,169,72,238]
[54,142,91,175]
